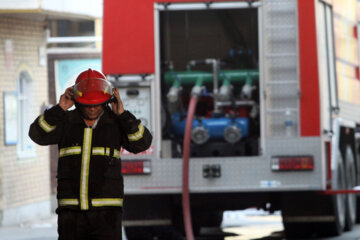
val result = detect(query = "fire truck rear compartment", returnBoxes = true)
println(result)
[159,8,260,158]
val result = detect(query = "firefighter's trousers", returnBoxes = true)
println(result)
[57,209,122,240]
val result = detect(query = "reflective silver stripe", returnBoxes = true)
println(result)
[59,147,82,157]
[128,124,144,141]
[38,115,56,133]
[92,147,111,156]
[113,149,120,159]
[92,198,123,207]
[80,128,92,210]
[58,199,79,206]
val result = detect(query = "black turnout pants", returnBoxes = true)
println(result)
[57,209,122,240]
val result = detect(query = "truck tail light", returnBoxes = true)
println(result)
[122,160,151,175]
[271,156,314,171]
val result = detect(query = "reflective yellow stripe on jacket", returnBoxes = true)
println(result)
[58,198,123,207]
[80,128,92,210]
[92,147,110,156]
[59,128,123,210]
[38,115,56,133]
[58,198,79,206]
[59,147,118,158]
[127,124,144,141]
[113,149,120,159]
[92,198,123,207]
[59,146,82,157]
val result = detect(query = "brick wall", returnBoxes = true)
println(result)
[0,16,51,224]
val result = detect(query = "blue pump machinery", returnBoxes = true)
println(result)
[171,113,249,144]
[165,59,258,156]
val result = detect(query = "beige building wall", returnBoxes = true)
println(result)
[0,16,51,226]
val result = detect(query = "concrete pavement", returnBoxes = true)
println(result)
[0,209,276,240]
[0,209,280,240]
[0,214,128,240]
[0,214,57,240]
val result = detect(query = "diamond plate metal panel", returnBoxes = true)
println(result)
[266,110,298,137]
[266,84,298,109]
[265,28,297,54]
[264,0,296,26]
[124,138,323,194]
[266,58,297,81]
[262,0,299,137]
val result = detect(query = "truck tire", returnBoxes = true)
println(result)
[322,149,346,236]
[344,146,357,230]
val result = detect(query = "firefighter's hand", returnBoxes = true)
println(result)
[111,88,125,115]
[59,87,74,111]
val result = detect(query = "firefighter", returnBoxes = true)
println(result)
[29,68,152,240]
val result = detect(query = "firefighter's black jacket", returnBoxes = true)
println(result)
[29,104,152,211]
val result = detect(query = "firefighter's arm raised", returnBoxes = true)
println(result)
[58,87,74,111]
[117,111,152,154]
[110,87,125,115]
[28,88,72,145]
[111,87,152,153]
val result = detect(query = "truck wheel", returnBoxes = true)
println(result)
[326,149,346,235]
[344,146,357,230]
[282,149,346,237]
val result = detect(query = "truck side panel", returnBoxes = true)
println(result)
[102,0,154,74]
[298,0,320,136]
[102,0,258,75]
[103,0,322,137]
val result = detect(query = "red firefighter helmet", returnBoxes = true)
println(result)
[73,68,113,106]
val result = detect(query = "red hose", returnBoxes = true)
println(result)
[182,96,198,240]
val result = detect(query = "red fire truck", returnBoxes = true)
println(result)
[102,0,360,238]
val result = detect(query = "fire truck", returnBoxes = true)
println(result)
[102,0,360,238]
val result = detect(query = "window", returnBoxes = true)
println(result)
[17,71,36,158]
